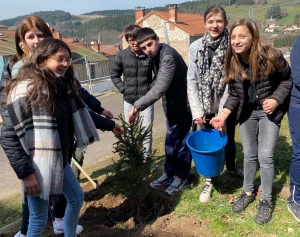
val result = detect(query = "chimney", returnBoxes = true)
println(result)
[135,6,145,22]
[169,4,178,22]
[49,27,55,34]
[53,31,62,40]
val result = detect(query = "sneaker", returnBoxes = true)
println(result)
[165,176,189,195]
[228,167,244,177]
[232,191,255,213]
[199,183,213,203]
[150,173,174,189]
[287,202,300,222]
[14,231,21,237]
[255,200,273,224]
[53,219,84,234]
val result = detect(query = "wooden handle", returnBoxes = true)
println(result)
[71,158,98,189]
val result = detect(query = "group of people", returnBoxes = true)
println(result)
[111,4,297,227]
[1,16,123,237]
[1,4,300,236]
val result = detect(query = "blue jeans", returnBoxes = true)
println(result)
[288,106,300,204]
[124,100,154,158]
[239,109,280,201]
[164,118,192,180]
[27,164,84,237]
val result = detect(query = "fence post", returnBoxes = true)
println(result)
[84,55,93,95]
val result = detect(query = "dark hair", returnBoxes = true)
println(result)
[6,38,77,113]
[124,25,141,41]
[204,5,227,22]
[18,15,53,59]
[225,18,279,82]
[136,27,157,45]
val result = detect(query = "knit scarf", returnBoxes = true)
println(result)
[7,78,99,200]
[197,28,229,115]
[57,76,100,148]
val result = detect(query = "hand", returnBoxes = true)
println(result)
[112,123,124,135]
[127,107,138,124]
[210,115,226,132]
[22,173,40,194]
[262,99,278,115]
[102,109,114,119]
[193,117,206,124]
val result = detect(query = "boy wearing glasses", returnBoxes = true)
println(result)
[110,25,154,162]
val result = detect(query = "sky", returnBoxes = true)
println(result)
[0,0,186,20]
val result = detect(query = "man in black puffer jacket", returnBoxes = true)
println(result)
[127,27,192,196]
[110,25,154,161]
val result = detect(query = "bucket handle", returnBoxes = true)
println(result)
[190,120,227,147]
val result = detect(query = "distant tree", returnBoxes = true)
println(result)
[266,5,283,19]
[273,34,297,47]
[294,14,300,24]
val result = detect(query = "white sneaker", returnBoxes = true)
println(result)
[14,231,21,237]
[53,219,84,234]
[199,183,213,203]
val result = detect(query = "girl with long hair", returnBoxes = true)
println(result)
[6,37,99,236]
[1,15,122,237]
[210,19,292,224]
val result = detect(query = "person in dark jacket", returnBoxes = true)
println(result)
[287,34,300,222]
[0,16,122,237]
[210,19,292,224]
[127,27,192,196]
[6,38,95,237]
[110,25,154,161]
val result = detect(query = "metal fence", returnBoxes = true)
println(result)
[72,51,116,96]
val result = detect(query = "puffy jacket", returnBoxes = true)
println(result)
[134,43,191,125]
[0,61,34,179]
[0,60,114,179]
[224,50,292,124]
[110,47,154,104]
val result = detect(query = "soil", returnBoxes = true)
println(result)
[0,174,209,237]
[0,170,289,237]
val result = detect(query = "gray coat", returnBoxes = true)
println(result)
[134,43,191,125]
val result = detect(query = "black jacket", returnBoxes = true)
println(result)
[224,51,292,124]
[110,47,154,104]
[0,61,114,179]
[134,43,191,125]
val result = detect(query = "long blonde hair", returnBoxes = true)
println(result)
[224,19,280,82]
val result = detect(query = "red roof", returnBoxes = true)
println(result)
[120,10,205,38]
[90,43,120,56]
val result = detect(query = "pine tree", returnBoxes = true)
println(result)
[111,113,153,222]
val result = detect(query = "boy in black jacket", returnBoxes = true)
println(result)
[127,27,192,195]
[110,25,154,162]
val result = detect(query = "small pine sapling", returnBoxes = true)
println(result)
[112,113,153,222]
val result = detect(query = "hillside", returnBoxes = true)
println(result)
[0,0,299,45]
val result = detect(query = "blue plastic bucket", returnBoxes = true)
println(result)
[186,129,228,177]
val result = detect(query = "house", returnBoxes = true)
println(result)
[120,4,206,63]
[0,24,9,30]
[264,27,275,33]
[284,25,299,31]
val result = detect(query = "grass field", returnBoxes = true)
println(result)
[0,115,296,236]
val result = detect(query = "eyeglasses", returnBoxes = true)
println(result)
[51,56,72,65]
[128,39,137,44]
